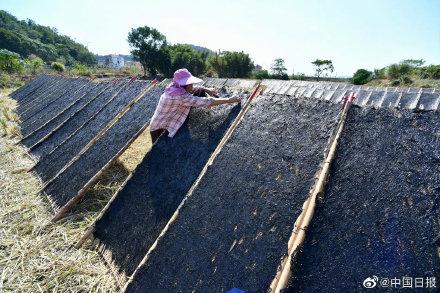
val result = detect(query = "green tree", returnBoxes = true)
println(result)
[0,11,95,65]
[127,26,170,76]
[207,53,226,77]
[387,63,412,79]
[207,51,254,78]
[168,44,206,76]
[352,69,373,85]
[387,63,413,85]
[270,58,288,79]
[402,59,425,68]
[252,69,270,80]
[0,49,24,73]
[311,59,334,80]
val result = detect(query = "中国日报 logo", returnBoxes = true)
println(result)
[363,276,378,288]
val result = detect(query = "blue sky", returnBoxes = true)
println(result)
[2,0,440,76]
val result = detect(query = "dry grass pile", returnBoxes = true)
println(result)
[0,88,152,292]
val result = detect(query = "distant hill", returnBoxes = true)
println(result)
[186,44,214,55]
[0,10,96,65]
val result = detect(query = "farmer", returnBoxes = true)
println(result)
[149,68,241,142]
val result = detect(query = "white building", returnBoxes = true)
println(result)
[97,54,125,68]
[109,54,124,68]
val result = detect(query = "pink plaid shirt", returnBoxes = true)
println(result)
[149,88,215,137]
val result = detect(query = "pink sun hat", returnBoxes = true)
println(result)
[173,68,203,86]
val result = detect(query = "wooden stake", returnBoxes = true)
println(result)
[74,226,96,249]
[121,82,263,292]
[51,121,151,222]
[22,81,92,143]
[270,93,355,292]
[50,80,160,221]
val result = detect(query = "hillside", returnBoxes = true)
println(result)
[186,44,214,55]
[0,10,96,65]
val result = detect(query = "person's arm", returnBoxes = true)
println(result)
[209,96,241,106]
[177,92,240,108]
[192,86,219,97]
[177,92,216,108]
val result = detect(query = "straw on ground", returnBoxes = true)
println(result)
[0,89,152,292]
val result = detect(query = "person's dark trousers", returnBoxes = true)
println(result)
[150,129,167,144]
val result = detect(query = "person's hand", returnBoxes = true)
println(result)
[207,88,219,97]
[230,96,241,103]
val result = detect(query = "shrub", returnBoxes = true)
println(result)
[0,73,12,88]
[400,76,412,85]
[0,73,24,88]
[71,63,92,76]
[51,62,65,72]
[390,79,400,86]
[390,76,412,86]
[387,63,412,79]
[271,73,289,80]
[424,65,440,79]
[291,73,306,80]
[252,69,270,80]
[25,57,44,74]
[373,68,386,79]
[418,67,429,79]
[0,49,24,73]
[352,69,373,85]
[121,65,142,76]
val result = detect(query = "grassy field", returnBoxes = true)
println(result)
[0,89,152,292]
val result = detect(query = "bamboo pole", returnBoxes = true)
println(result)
[74,117,168,249]
[26,81,115,168]
[51,120,151,222]
[39,80,156,184]
[121,83,263,292]
[49,80,159,221]
[270,92,356,292]
[76,79,260,285]
[22,81,93,143]
[18,75,64,108]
